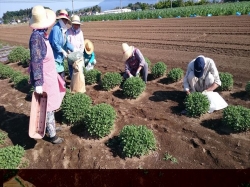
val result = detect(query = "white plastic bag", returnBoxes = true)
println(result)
[203,92,228,113]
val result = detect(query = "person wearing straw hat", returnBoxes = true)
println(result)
[48,9,74,80]
[122,43,148,83]
[84,39,97,71]
[29,5,66,144]
[66,15,84,78]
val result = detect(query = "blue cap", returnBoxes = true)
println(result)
[194,57,205,78]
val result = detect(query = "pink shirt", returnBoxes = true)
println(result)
[67,28,84,53]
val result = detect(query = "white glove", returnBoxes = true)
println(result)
[93,59,97,65]
[136,71,140,77]
[202,90,207,95]
[35,86,43,94]
[62,50,68,58]
[129,74,134,78]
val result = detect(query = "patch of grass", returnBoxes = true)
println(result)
[163,152,178,164]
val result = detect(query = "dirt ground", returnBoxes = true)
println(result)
[0,15,250,172]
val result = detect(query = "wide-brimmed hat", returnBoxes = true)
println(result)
[84,39,94,54]
[56,9,71,23]
[29,5,56,29]
[71,15,82,25]
[122,43,134,61]
[194,56,205,78]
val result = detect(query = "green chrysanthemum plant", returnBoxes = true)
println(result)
[119,124,157,158]
[151,61,167,78]
[184,92,210,117]
[84,103,116,138]
[219,72,233,91]
[122,77,146,98]
[101,72,123,91]
[167,68,184,82]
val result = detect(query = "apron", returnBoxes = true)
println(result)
[43,39,66,111]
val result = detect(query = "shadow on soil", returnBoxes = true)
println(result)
[230,91,249,101]
[0,106,37,150]
[200,118,234,135]
[149,90,186,114]
[105,136,125,159]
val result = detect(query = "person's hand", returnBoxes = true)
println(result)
[62,50,68,58]
[129,74,134,78]
[136,71,140,77]
[186,90,190,95]
[202,90,207,94]
[35,86,43,94]
[93,59,97,65]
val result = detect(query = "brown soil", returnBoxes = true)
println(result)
[0,15,250,172]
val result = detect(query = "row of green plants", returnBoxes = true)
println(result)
[81,2,250,21]
[7,46,30,67]
[0,63,29,90]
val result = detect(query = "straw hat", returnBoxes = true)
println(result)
[122,43,134,61]
[84,39,94,54]
[29,5,56,29]
[71,15,82,25]
[56,9,71,23]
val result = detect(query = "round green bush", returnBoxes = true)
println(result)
[0,145,25,169]
[184,92,210,117]
[8,46,30,64]
[61,92,92,124]
[144,56,151,70]
[84,103,116,138]
[0,63,15,79]
[245,81,250,96]
[101,72,123,91]
[119,125,156,158]
[122,77,146,98]
[151,61,167,78]
[223,105,250,132]
[167,68,184,82]
[85,69,101,85]
[219,72,233,91]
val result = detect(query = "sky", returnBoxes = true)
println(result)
[0,0,104,18]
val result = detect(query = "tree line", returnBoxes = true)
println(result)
[2,0,247,23]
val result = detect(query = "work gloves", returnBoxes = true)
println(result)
[35,86,43,94]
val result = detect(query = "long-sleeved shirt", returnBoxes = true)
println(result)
[48,22,74,72]
[29,30,47,87]
[125,48,146,76]
[183,56,221,91]
[84,51,95,65]
[67,27,84,53]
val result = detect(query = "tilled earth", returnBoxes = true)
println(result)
[0,15,250,172]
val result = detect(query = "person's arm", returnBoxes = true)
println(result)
[205,59,221,91]
[29,32,46,87]
[89,52,95,64]
[134,48,146,74]
[125,61,133,77]
[49,25,64,53]
[183,60,194,94]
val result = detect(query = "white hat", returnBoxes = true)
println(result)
[84,39,94,54]
[29,5,56,29]
[122,43,134,61]
[71,15,82,25]
[56,9,71,23]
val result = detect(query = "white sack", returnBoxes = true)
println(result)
[203,92,228,113]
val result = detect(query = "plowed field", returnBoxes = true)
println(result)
[0,15,250,174]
